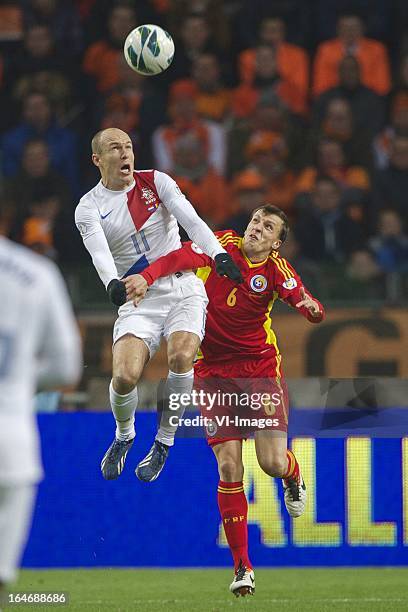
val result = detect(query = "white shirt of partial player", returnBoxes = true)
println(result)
[75,170,225,288]
[0,237,82,482]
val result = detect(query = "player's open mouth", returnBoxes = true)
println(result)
[249,234,258,241]
[120,163,131,174]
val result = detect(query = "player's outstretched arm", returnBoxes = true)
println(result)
[295,286,324,321]
[125,242,210,306]
[273,256,325,323]
[154,171,242,282]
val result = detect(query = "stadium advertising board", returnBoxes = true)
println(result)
[23,413,408,567]
[78,308,408,385]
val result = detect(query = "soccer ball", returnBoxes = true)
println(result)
[124,24,175,76]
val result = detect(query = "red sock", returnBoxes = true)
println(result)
[217,480,251,571]
[283,450,300,483]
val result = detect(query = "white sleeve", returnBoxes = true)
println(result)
[36,263,83,391]
[75,201,118,288]
[154,171,226,259]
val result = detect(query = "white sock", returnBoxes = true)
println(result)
[109,381,137,441]
[156,369,194,447]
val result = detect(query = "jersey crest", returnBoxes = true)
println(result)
[141,187,159,212]
[250,274,268,293]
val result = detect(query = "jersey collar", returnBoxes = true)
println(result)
[99,179,136,194]
[240,244,268,268]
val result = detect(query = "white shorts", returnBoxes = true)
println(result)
[113,272,208,356]
[0,484,36,583]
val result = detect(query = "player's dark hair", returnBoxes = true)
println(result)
[250,204,289,243]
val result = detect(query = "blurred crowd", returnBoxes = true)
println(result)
[0,0,408,302]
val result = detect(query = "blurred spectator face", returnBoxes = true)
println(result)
[0,201,14,235]
[260,18,285,46]
[22,140,50,177]
[393,108,408,134]
[232,170,265,212]
[117,54,144,87]
[173,133,205,169]
[192,54,220,91]
[25,24,53,58]
[32,0,57,15]
[30,195,60,220]
[312,179,340,212]
[23,93,51,130]
[109,6,137,45]
[169,96,197,124]
[249,133,288,178]
[390,136,408,170]
[339,56,361,89]
[255,46,278,80]
[378,210,403,237]
[325,98,353,137]
[237,188,265,212]
[318,140,345,170]
[255,95,286,132]
[391,94,408,134]
[348,250,381,281]
[399,55,408,87]
[337,16,363,46]
[182,16,209,51]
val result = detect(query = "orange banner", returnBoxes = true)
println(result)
[77,308,408,381]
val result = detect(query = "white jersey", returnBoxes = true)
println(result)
[74,170,225,288]
[0,237,82,483]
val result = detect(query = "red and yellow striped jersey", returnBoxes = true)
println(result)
[142,229,324,376]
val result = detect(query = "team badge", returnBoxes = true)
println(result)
[76,223,87,237]
[206,419,217,437]
[283,277,297,290]
[250,274,268,293]
[141,187,159,212]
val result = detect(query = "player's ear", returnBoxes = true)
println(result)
[92,153,100,168]
[272,239,282,250]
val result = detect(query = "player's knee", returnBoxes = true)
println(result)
[112,374,137,395]
[258,455,287,477]
[168,349,194,373]
[218,457,244,482]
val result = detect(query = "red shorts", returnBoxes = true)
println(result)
[194,357,289,446]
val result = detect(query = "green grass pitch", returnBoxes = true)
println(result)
[4,568,408,612]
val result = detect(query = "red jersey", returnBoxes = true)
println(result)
[141,230,324,376]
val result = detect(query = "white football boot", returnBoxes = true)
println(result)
[283,470,307,518]
[229,561,255,597]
